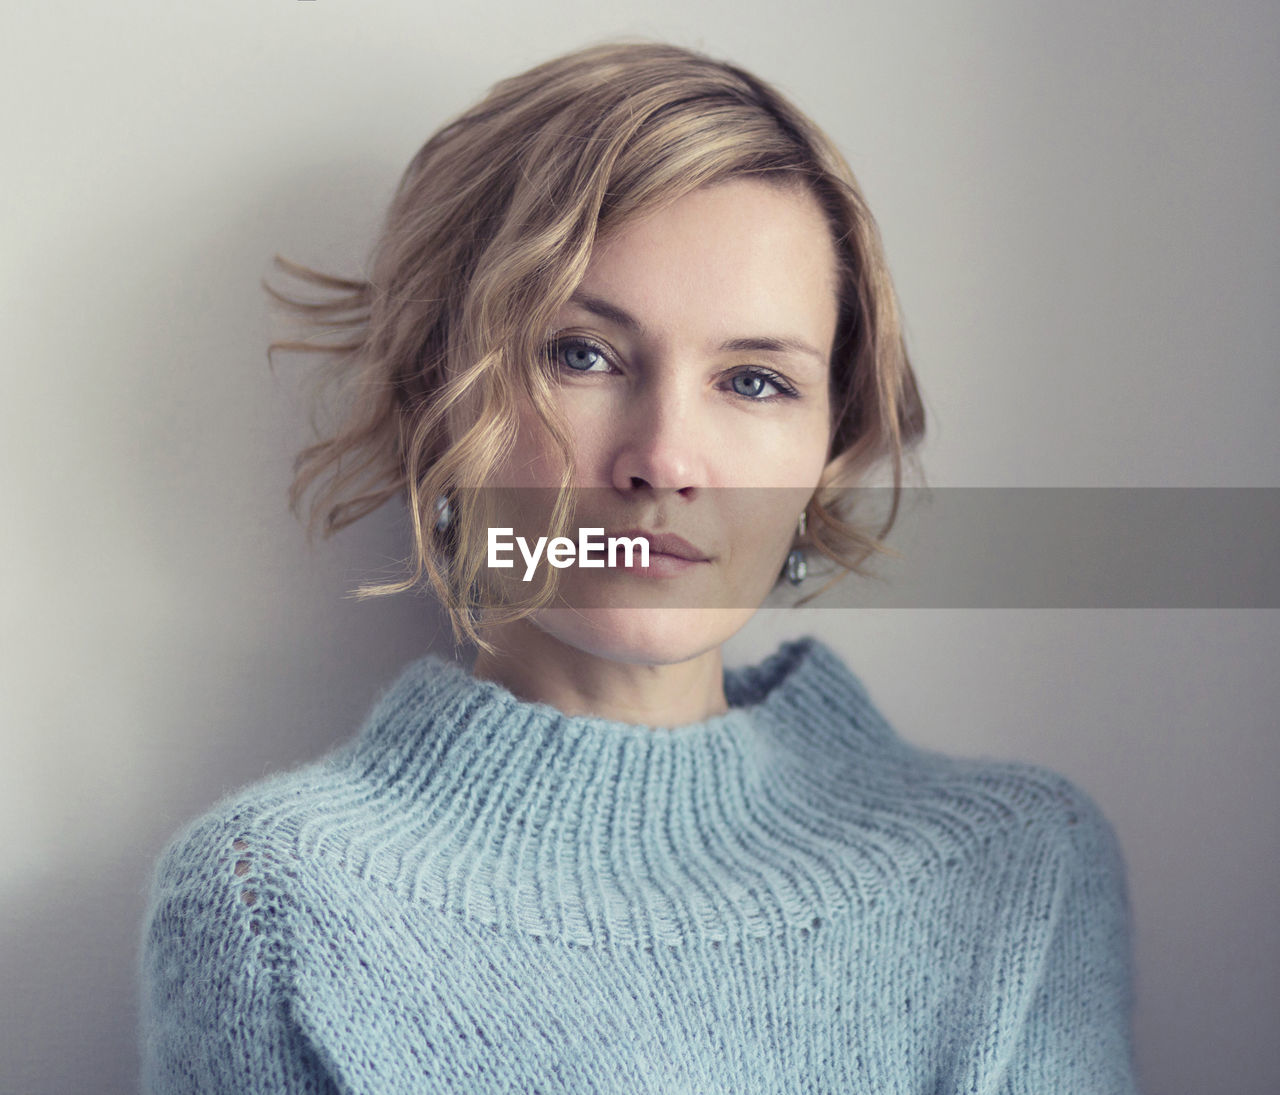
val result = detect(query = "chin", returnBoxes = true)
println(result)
[533,606,753,667]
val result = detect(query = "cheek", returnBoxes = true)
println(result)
[495,423,557,488]
[546,393,617,483]
[491,393,583,489]
[730,407,831,485]
[490,395,624,497]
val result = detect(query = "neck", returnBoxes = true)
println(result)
[470,617,729,728]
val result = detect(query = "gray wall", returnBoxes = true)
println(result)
[3,2,1276,1092]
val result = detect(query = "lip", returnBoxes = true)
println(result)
[610,529,711,563]
[606,527,711,573]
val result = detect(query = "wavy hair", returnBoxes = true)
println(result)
[264,40,926,651]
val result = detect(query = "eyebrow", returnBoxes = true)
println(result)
[567,291,828,365]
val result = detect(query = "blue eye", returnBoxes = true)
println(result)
[549,338,610,373]
[729,369,798,401]
[546,336,798,402]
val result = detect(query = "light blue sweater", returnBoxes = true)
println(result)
[139,637,1140,1093]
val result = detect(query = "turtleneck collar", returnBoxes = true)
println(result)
[311,636,902,948]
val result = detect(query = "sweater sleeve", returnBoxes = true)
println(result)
[992,780,1141,1095]
[138,814,339,1094]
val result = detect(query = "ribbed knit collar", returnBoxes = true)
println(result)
[323,636,902,948]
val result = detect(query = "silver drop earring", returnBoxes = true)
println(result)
[434,494,452,532]
[786,509,808,586]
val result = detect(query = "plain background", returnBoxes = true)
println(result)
[2,2,1276,1092]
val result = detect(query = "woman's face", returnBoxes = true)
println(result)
[488,176,839,665]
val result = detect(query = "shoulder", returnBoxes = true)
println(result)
[811,642,1118,852]
[140,762,357,1016]
[775,638,1127,878]
[902,751,1131,912]
[145,752,351,913]
[838,723,1129,887]
[143,650,479,914]
[137,764,370,1090]
[953,756,1125,863]
[926,746,1122,845]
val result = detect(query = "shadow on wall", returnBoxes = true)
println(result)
[1,157,457,1094]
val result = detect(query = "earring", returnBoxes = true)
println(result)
[786,509,808,586]
[434,494,452,532]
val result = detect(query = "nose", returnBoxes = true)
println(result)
[608,382,705,495]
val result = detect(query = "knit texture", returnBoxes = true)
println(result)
[139,636,1139,1093]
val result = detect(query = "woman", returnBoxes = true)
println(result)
[139,41,1140,1093]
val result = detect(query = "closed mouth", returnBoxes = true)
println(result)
[609,529,710,563]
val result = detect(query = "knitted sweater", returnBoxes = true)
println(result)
[138,636,1139,1093]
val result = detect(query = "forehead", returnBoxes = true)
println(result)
[576,178,840,352]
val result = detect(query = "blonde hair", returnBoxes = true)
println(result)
[264,40,926,651]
